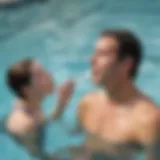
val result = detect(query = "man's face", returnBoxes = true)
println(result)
[29,61,55,97]
[91,36,123,85]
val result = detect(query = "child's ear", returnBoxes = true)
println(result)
[20,85,30,98]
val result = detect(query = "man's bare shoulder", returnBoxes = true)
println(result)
[133,94,159,145]
[78,91,102,119]
[135,94,158,119]
[80,90,103,105]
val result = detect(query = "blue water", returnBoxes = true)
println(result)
[0,0,160,159]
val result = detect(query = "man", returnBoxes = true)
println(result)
[71,29,160,160]
[5,59,74,160]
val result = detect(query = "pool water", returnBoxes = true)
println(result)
[0,0,160,159]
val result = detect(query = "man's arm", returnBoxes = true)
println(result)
[144,111,160,160]
[135,103,160,160]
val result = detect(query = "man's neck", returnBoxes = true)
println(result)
[104,79,138,104]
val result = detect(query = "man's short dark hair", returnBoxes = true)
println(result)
[101,29,142,79]
[7,59,33,98]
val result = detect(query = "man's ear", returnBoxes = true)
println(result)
[124,56,134,73]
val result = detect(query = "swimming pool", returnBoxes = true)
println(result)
[0,0,160,159]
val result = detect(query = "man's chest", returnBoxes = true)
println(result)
[82,102,137,148]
